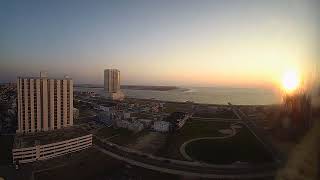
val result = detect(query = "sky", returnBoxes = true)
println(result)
[0,0,319,88]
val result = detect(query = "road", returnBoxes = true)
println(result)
[93,135,276,179]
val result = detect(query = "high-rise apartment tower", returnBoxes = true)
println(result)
[104,69,120,93]
[17,72,73,134]
[104,69,124,100]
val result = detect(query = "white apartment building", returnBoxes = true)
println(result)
[17,72,73,134]
[104,69,124,100]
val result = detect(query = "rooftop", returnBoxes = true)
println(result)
[17,72,72,80]
[17,77,72,80]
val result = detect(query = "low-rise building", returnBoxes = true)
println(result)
[127,121,144,133]
[96,105,110,112]
[138,119,153,128]
[115,118,145,132]
[152,120,171,132]
[123,112,131,119]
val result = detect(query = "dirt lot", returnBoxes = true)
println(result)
[128,132,167,154]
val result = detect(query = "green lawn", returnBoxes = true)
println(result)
[185,125,274,164]
[156,121,230,160]
[95,127,148,146]
[95,127,127,139]
[164,102,192,113]
[193,110,238,119]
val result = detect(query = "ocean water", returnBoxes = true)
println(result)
[75,86,282,105]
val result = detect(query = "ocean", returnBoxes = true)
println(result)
[75,86,282,105]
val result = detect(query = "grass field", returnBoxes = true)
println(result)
[156,121,231,160]
[193,109,238,119]
[185,125,274,164]
[164,102,193,113]
[95,127,149,146]
[156,120,274,165]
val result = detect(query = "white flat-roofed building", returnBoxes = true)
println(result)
[104,69,124,100]
[115,118,144,132]
[152,121,170,132]
[99,105,110,112]
[17,72,73,134]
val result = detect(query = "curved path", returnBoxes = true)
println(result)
[93,129,276,179]
[180,122,242,161]
[94,144,275,179]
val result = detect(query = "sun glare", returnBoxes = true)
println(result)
[282,70,300,93]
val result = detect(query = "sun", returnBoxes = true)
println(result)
[282,70,300,93]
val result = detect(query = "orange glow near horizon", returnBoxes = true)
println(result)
[282,70,300,93]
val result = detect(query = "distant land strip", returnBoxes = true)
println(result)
[75,84,180,91]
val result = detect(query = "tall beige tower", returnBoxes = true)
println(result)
[104,69,120,93]
[104,69,124,100]
[17,72,73,134]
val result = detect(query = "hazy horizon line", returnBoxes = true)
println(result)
[74,83,279,90]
